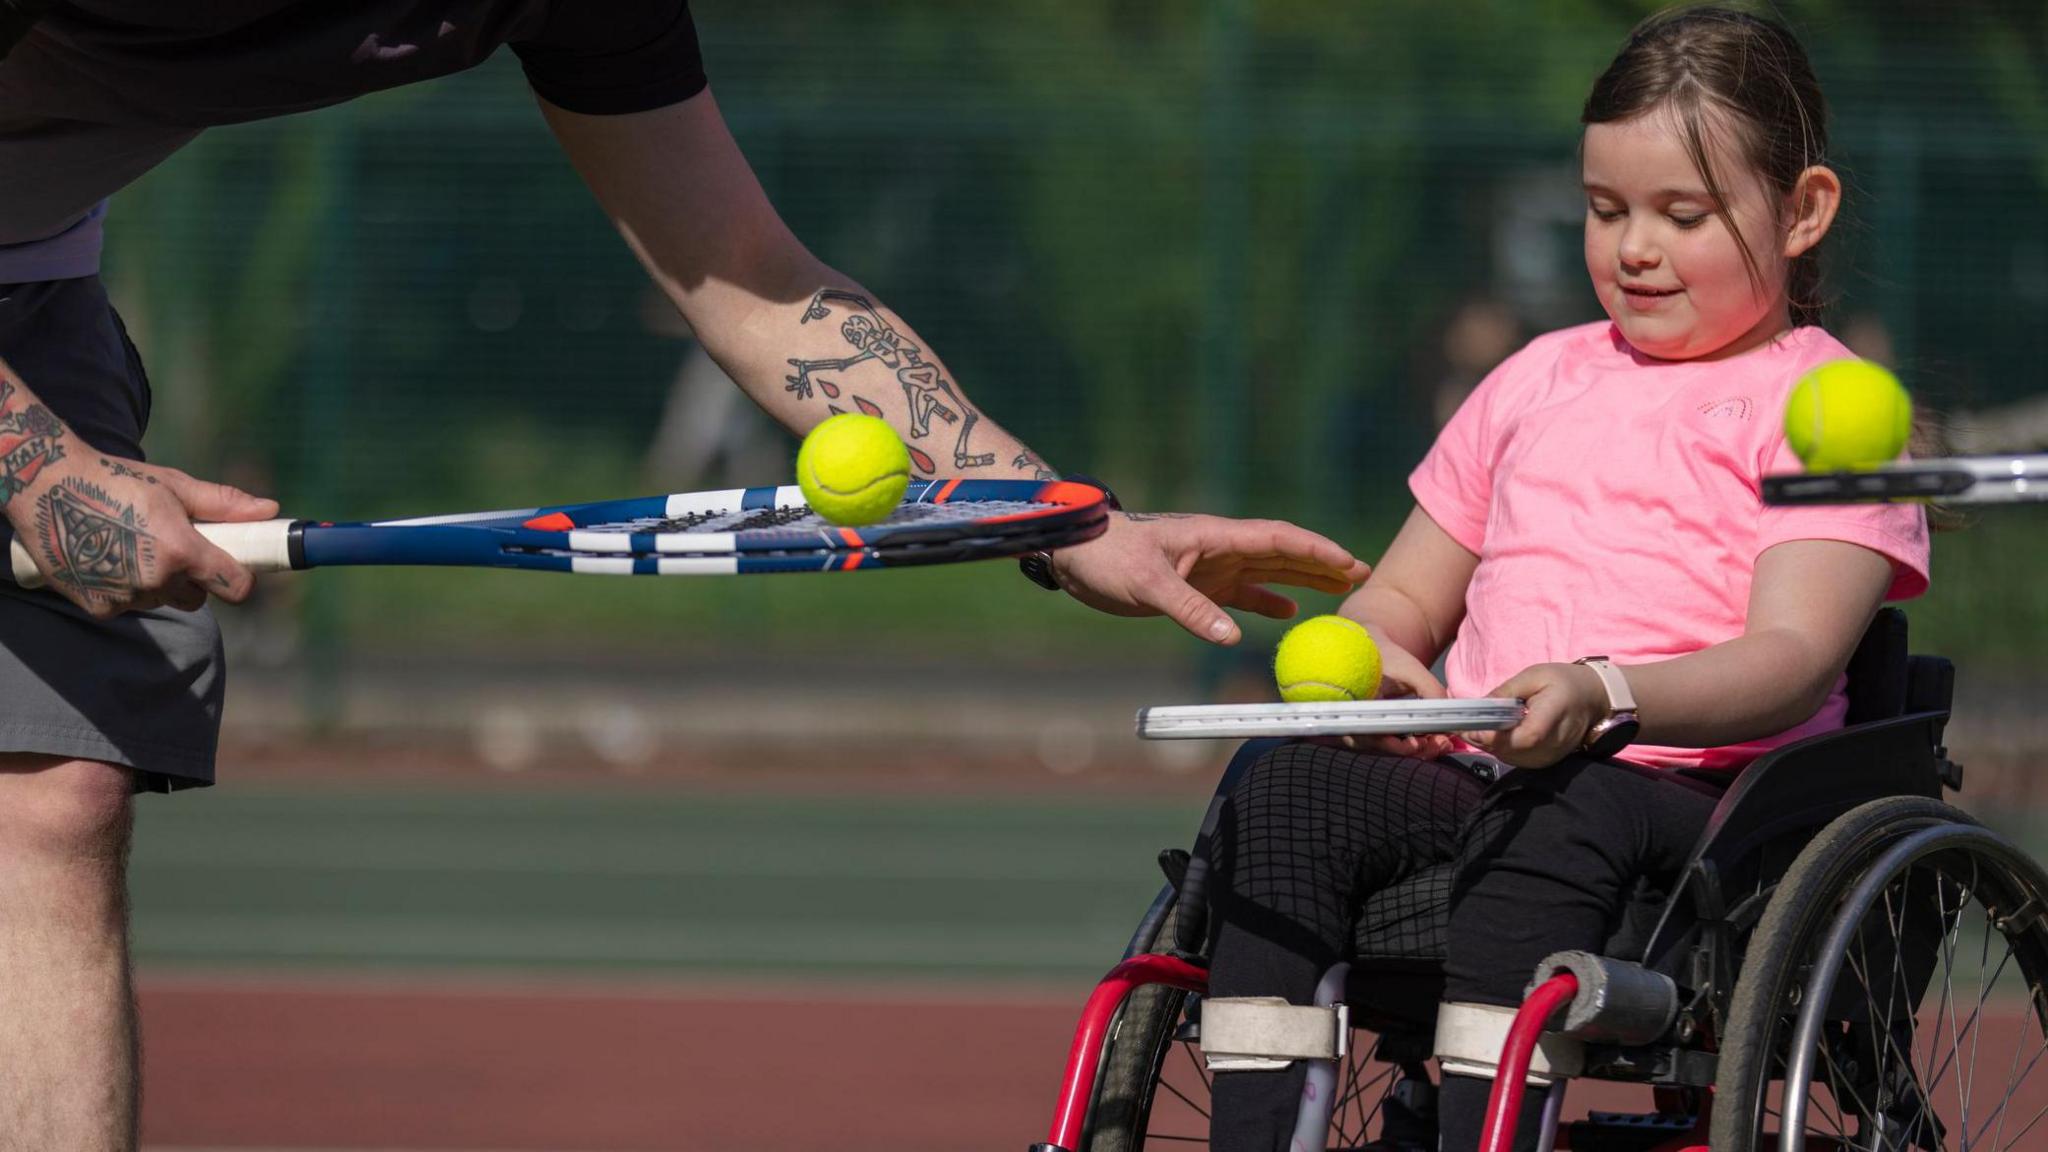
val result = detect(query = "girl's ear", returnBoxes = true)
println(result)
[1784,165,1841,259]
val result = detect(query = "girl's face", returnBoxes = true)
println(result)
[1582,107,1791,362]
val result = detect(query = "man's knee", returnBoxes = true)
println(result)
[0,755,135,865]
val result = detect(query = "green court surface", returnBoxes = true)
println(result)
[129,786,1206,981]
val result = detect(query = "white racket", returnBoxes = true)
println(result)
[1136,698,1526,740]
[1762,454,2048,506]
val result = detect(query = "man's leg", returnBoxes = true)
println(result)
[0,755,137,1151]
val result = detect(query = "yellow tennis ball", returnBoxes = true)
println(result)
[1273,615,1382,704]
[798,413,912,526]
[1784,359,1912,472]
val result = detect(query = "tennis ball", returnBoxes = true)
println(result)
[1273,615,1382,704]
[1784,359,1912,472]
[798,413,912,526]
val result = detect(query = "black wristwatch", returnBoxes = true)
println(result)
[1020,473,1121,591]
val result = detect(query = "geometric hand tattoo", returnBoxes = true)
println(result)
[783,289,996,472]
[33,477,152,603]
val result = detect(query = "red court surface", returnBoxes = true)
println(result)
[140,974,1080,1151]
[141,974,2048,1150]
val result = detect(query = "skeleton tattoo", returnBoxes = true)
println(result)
[783,290,995,471]
[1012,450,1057,482]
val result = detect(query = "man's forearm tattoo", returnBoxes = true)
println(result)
[1125,512,1194,522]
[1012,450,1057,482]
[0,375,66,505]
[783,289,995,475]
[34,477,153,602]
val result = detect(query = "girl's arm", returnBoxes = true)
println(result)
[1340,506,1477,673]
[1480,539,1895,766]
[1325,507,1476,758]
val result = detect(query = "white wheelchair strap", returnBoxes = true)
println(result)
[1200,997,1348,1072]
[1434,1000,1584,1086]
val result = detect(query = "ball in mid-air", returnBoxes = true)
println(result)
[1784,359,1911,472]
[1273,615,1382,704]
[798,413,912,526]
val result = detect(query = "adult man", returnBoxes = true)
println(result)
[0,4,1367,1146]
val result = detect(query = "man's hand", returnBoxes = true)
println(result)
[5,453,277,618]
[1048,511,1370,644]
[1463,662,1607,768]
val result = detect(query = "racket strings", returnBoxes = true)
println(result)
[576,499,1061,536]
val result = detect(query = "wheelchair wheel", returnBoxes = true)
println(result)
[1080,883,1426,1152]
[1713,797,2048,1150]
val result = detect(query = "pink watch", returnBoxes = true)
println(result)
[1574,657,1640,758]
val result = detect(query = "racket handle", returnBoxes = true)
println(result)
[10,518,299,589]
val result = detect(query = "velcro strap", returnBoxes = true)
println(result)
[1200,997,1347,1072]
[1433,1000,1584,1086]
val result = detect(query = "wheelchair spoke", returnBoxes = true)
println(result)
[1181,1038,1212,1095]
[1974,1015,2048,1148]
[1155,1069,1209,1125]
[1989,1000,2048,1150]
[1812,1029,1882,1142]
[1334,1057,1396,1147]
[1830,854,2048,1152]
[1927,881,1966,1130]
[1917,919,2011,1108]
[1993,1094,2048,1150]
[1840,898,1953,1150]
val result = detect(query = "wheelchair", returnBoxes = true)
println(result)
[1032,608,2048,1151]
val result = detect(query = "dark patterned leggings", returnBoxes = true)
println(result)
[1202,741,1721,1152]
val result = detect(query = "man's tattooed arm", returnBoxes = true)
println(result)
[779,287,1058,478]
[1124,512,1195,522]
[0,373,67,506]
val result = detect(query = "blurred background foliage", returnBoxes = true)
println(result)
[98,1,2048,670]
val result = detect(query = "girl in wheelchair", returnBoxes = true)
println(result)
[1202,9,1931,1150]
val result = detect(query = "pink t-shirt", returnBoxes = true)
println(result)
[1409,322,1931,773]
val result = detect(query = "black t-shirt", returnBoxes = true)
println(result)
[0,1,707,274]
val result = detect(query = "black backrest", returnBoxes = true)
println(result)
[1636,609,1951,977]
[1844,607,1910,724]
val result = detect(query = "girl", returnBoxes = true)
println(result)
[1202,8,1931,1151]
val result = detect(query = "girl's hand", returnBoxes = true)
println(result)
[1315,635,1455,760]
[1463,662,1609,768]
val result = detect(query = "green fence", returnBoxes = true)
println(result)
[96,2,2048,666]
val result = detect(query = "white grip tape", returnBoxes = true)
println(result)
[10,519,296,588]
[1199,998,1348,1072]
[1434,1000,1584,1087]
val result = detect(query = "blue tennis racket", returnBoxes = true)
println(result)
[8,479,1109,583]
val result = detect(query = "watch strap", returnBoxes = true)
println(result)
[1573,656,1637,714]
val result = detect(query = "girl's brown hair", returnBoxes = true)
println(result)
[1582,6,1831,326]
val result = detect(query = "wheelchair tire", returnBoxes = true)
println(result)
[1711,796,2048,1150]
[1080,882,1195,1152]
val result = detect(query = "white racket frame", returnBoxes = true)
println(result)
[1136,698,1526,740]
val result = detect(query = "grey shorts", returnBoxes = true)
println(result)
[0,277,223,791]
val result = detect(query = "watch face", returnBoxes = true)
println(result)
[1586,717,1641,758]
